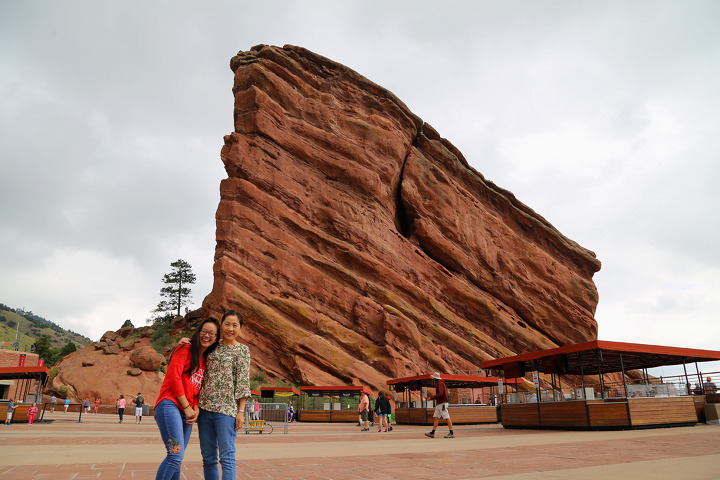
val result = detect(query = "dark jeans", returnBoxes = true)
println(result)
[118,407,125,422]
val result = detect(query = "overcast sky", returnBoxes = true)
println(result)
[1,1,718,377]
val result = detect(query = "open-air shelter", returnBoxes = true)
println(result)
[387,373,520,425]
[0,365,50,423]
[481,340,720,429]
[298,386,366,422]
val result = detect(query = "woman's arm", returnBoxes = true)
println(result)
[166,344,191,401]
[176,394,197,423]
[233,345,252,430]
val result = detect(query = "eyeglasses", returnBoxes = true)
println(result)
[199,330,217,338]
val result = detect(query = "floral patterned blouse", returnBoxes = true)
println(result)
[199,343,251,417]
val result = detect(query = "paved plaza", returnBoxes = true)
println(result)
[1,412,719,479]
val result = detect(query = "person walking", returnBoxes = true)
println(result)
[153,317,219,480]
[63,398,70,413]
[358,390,370,431]
[27,402,39,425]
[386,395,394,431]
[117,395,126,423]
[197,310,251,480]
[374,392,390,432]
[93,398,100,414]
[134,392,145,423]
[50,395,57,413]
[83,398,90,414]
[425,372,454,438]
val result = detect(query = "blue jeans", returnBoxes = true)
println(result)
[154,399,192,480]
[197,408,237,480]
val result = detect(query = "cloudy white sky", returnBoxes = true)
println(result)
[1,1,718,376]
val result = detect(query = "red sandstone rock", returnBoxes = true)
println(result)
[129,346,165,371]
[198,45,602,393]
[100,331,119,343]
[52,338,164,405]
[102,344,120,355]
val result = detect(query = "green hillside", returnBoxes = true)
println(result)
[0,303,90,354]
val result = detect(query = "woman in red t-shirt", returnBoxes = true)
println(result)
[154,317,220,480]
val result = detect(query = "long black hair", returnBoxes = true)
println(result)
[168,317,220,376]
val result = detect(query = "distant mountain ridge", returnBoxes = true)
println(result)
[0,302,90,353]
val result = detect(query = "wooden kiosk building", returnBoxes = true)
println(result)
[482,340,720,430]
[0,365,50,423]
[297,385,366,422]
[388,373,517,425]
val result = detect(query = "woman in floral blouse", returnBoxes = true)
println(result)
[197,310,251,480]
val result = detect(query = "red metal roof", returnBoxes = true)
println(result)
[481,340,720,375]
[298,386,367,395]
[260,386,301,396]
[388,373,520,389]
[0,366,50,380]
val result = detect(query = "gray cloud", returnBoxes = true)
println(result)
[1,0,718,380]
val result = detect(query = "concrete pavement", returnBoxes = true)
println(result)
[1,411,719,479]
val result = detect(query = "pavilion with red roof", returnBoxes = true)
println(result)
[481,340,720,429]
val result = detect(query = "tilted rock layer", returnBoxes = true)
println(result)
[201,45,601,391]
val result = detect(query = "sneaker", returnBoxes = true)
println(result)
[424,432,435,438]
[361,427,369,431]
[444,433,455,438]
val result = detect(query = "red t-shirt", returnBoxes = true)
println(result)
[155,343,206,409]
[430,380,449,404]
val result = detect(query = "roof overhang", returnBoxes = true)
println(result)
[298,386,367,396]
[0,366,50,380]
[481,340,720,376]
[388,373,521,389]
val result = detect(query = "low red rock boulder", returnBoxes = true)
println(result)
[129,346,165,371]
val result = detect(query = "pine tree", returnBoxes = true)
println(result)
[154,259,196,317]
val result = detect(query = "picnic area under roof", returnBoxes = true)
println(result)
[481,340,720,376]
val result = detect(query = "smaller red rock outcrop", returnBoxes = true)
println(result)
[51,330,166,406]
[130,346,165,372]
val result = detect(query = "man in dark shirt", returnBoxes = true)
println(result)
[134,392,145,424]
[424,372,454,438]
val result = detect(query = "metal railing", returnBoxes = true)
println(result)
[505,373,720,404]
[244,402,289,434]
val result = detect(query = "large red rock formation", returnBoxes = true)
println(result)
[201,45,601,391]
